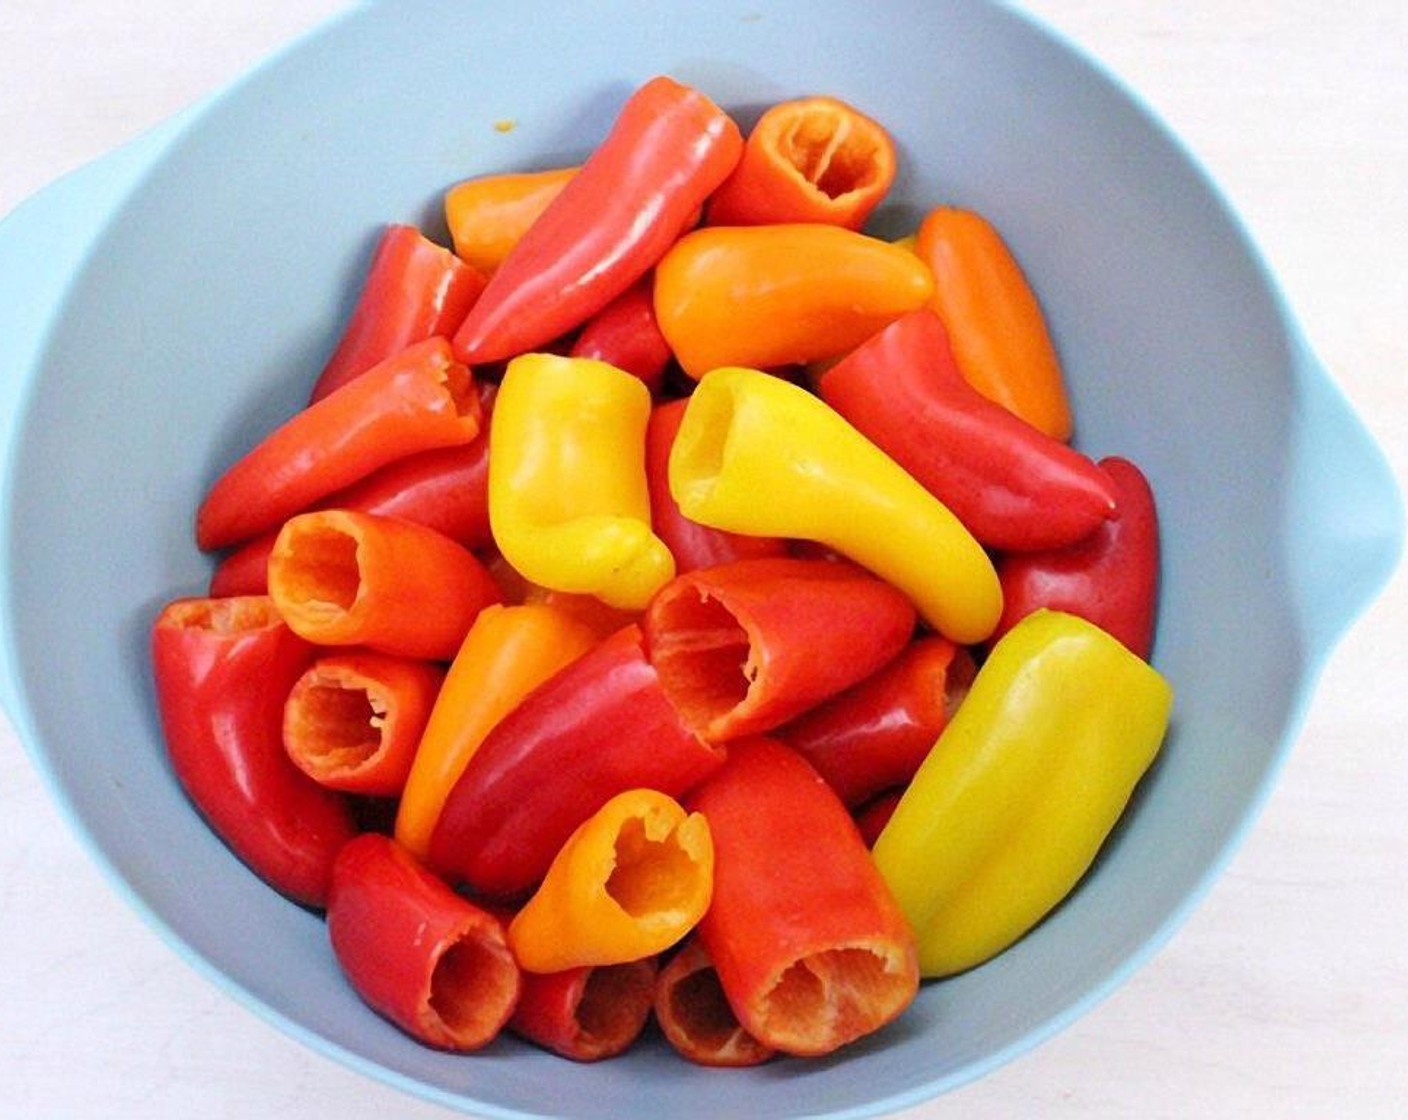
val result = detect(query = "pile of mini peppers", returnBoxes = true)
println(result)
[151,75,1173,1066]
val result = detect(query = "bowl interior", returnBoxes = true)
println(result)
[3,1,1332,1116]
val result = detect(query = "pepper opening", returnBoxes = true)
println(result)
[668,961,742,1051]
[574,961,657,1052]
[287,672,385,775]
[276,521,361,612]
[427,929,518,1047]
[606,814,704,919]
[161,595,279,634]
[645,589,754,737]
[759,944,912,1053]
[779,112,885,201]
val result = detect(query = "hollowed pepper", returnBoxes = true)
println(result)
[452,76,742,364]
[871,608,1173,978]
[488,353,674,611]
[819,308,1118,551]
[653,223,934,380]
[507,788,713,973]
[668,366,1002,644]
[654,938,776,1067]
[706,94,897,230]
[509,957,659,1063]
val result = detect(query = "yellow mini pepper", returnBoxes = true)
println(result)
[489,353,675,611]
[668,366,1002,644]
[507,788,714,973]
[871,608,1173,977]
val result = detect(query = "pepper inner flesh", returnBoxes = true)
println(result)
[647,591,754,735]
[279,524,361,612]
[605,816,701,919]
[575,961,656,1045]
[667,963,742,1051]
[427,932,516,1042]
[291,677,385,773]
[778,114,884,200]
[760,945,906,1048]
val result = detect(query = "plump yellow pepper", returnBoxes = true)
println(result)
[668,366,1002,644]
[871,609,1173,977]
[489,353,675,611]
[507,788,714,973]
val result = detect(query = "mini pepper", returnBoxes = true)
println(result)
[871,609,1173,977]
[489,352,674,611]
[668,366,1002,644]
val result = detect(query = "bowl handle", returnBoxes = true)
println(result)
[0,114,190,723]
[1284,337,1403,657]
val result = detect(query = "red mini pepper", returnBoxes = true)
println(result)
[643,556,917,742]
[197,337,483,551]
[644,398,789,574]
[309,224,487,403]
[687,737,920,1057]
[451,75,742,364]
[509,957,659,1062]
[568,277,674,395]
[653,938,776,1068]
[327,834,521,1052]
[428,624,724,899]
[150,596,358,908]
[992,455,1161,659]
[819,309,1118,551]
[775,636,975,807]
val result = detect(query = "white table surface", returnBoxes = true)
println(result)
[2,3,1405,1117]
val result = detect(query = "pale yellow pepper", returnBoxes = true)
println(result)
[489,353,675,611]
[871,608,1173,977]
[668,365,1002,644]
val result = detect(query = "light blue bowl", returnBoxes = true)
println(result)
[0,2,1399,1117]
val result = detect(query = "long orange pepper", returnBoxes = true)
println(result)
[282,651,445,797]
[914,206,1073,441]
[506,788,713,973]
[443,166,577,276]
[267,509,502,660]
[707,95,896,230]
[394,603,599,862]
[653,224,934,379]
[197,337,482,551]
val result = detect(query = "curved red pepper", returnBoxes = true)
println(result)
[818,308,1118,551]
[327,834,520,1051]
[428,624,723,899]
[452,76,742,364]
[197,337,482,551]
[654,938,775,1067]
[568,277,673,395]
[775,636,975,807]
[644,399,790,574]
[643,556,917,741]
[992,455,1161,659]
[150,596,358,907]
[687,737,919,1057]
[508,957,658,1062]
[310,224,487,403]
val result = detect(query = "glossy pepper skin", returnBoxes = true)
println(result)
[509,957,658,1062]
[393,603,599,862]
[197,337,482,551]
[992,456,1161,659]
[327,834,521,1051]
[452,76,742,364]
[669,366,1003,644]
[915,205,1073,441]
[654,223,934,379]
[150,596,358,908]
[489,353,674,611]
[309,224,487,403]
[687,737,919,1057]
[267,509,502,660]
[644,398,789,574]
[819,309,1118,551]
[507,789,713,973]
[706,95,896,230]
[644,556,918,742]
[775,635,975,807]
[654,938,776,1067]
[568,277,673,396]
[443,166,577,277]
[872,609,1173,978]
[281,651,444,797]
[428,624,723,899]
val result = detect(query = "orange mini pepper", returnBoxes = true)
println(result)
[506,788,713,973]
[197,337,482,551]
[914,206,1073,441]
[443,166,577,277]
[281,651,445,797]
[267,509,502,660]
[707,95,896,230]
[653,223,934,379]
[394,603,599,862]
